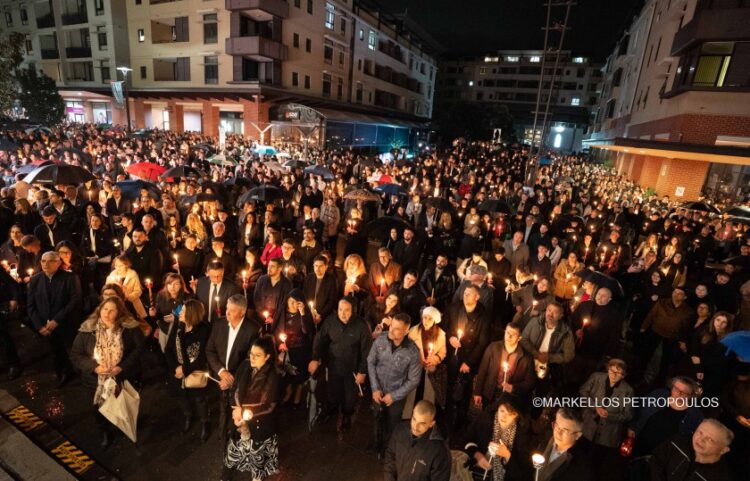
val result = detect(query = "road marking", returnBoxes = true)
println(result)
[51,441,95,475]
[5,405,43,432]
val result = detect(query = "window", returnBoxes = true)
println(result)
[173,17,189,42]
[479,67,487,75]
[94,0,104,16]
[20,7,28,25]
[204,55,218,84]
[24,34,32,54]
[322,73,331,97]
[337,77,343,99]
[356,82,363,102]
[98,31,108,50]
[306,38,311,52]
[138,29,145,42]
[100,60,110,82]
[359,29,364,41]
[293,33,299,48]
[338,51,344,68]
[140,65,147,79]
[340,18,346,33]
[307,0,313,15]
[304,74,310,89]
[325,3,334,29]
[573,57,584,63]
[203,14,218,44]
[529,56,541,62]
[571,97,580,106]
[693,42,733,87]
[368,31,376,50]
[324,45,333,64]
[292,72,298,86]
[4,12,12,27]
[506,56,519,62]
[294,0,300,7]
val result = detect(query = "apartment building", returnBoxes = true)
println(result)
[437,51,602,151]
[0,0,130,124]
[585,0,750,202]
[124,0,437,150]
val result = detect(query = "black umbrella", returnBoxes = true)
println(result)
[24,164,96,185]
[575,269,624,298]
[191,143,215,154]
[16,160,54,174]
[724,205,750,220]
[680,201,720,214]
[116,180,162,200]
[283,159,308,169]
[374,183,407,197]
[160,165,205,181]
[424,197,453,211]
[478,199,511,215]
[238,185,286,204]
[0,138,19,151]
[54,147,92,163]
[223,176,253,188]
[364,216,411,239]
[343,188,381,202]
[304,165,335,180]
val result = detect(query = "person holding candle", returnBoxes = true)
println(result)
[273,289,314,406]
[302,255,339,325]
[80,213,113,293]
[260,230,283,267]
[511,276,554,329]
[173,234,204,283]
[106,255,148,320]
[403,306,447,422]
[165,299,211,442]
[253,258,292,330]
[182,212,209,250]
[368,247,402,303]
[202,236,237,282]
[342,254,368,315]
[418,253,457,313]
[194,261,241,324]
[368,293,401,339]
[150,273,189,352]
[535,408,595,481]
[521,303,575,392]
[70,296,145,448]
[552,252,582,302]
[235,247,262,299]
[224,335,280,481]
[298,227,323,273]
[124,228,163,305]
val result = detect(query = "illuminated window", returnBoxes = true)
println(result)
[325,3,334,29]
[553,133,562,148]
[506,56,519,62]
[368,31,376,50]
[573,57,585,63]
[571,97,580,106]
[529,56,541,63]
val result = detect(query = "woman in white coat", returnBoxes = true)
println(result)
[105,255,148,320]
[402,306,447,419]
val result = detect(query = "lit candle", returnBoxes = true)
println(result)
[242,408,253,422]
[502,360,509,385]
[455,328,464,355]
[87,190,92,201]
[26,267,34,278]
[263,310,270,320]
[379,277,386,296]
[242,270,248,285]
[279,333,287,343]
[427,342,434,357]
[215,296,221,317]
[173,254,180,274]
[145,278,153,305]
[487,272,493,284]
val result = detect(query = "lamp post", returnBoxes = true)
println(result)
[116,66,133,132]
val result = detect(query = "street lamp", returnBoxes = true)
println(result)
[116,66,133,132]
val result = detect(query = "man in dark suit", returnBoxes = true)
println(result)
[27,251,82,386]
[302,255,339,325]
[106,185,132,232]
[126,227,163,292]
[202,237,236,281]
[193,260,240,323]
[392,226,422,273]
[205,294,259,442]
[34,206,72,253]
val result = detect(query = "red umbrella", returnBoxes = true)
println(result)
[378,174,394,185]
[126,162,166,181]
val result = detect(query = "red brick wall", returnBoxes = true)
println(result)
[627,113,750,144]
[639,155,662,191]
[654,158,709,201]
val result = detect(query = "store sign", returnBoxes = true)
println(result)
[284,111,300,120]
[66,106,84,114]
[675,186,685,197]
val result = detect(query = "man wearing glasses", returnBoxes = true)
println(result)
[536,408,595,480]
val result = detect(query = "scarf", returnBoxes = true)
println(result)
[490,417,517,481]
[93,322,124,406]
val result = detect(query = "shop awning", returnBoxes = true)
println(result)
[315,108,427,129]
[592,137,750,166]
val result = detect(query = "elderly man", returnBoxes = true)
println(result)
[205,294,259,443]
[384,401,450,481]
[368,313,422,456]
[369,247,402,302]
[503,231,530,274]
[452,264,494,318]
[27,251,82,386]
[650,419,733,481]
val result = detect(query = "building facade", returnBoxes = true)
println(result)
[124,0,436,150]
[0,0,130,124]
[584,0,750,202]
[437,50,602,152]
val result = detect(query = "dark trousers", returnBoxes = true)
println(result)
[373,398,406,454]
[327,372,358,417]
[0,312,20,368]
[447,371,475,435]
[48,328,73,377]
[169,378,209,423]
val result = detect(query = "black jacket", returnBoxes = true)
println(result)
[418,265,457,312]
[125,243,163,289]
[463,411,533,480]
[537,437,595,481]
[473,341,536,404]
[312,314,371,376]
[384,422,451,481]
[27,270,82,331]
[302,273,339,321]
[650,433,732,481]
[445,302,491,373]
[205,316,260,377]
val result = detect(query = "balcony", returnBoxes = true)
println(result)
[671,8,750,55]
[61,12,88,26]
[36,14,55,29]
[226,36,286,61]
[226,0,288,20]
[66,47,91,58]
[41,48,59,59]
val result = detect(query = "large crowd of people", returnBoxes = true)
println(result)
[0,123,748,481]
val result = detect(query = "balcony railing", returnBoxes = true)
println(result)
[226,36,286,61]
[671,8,750,55]
[41,48,59,59]
[61,12,88,26]
[66,47,92,58]
[225,0,289,19]
[36,14,55,29]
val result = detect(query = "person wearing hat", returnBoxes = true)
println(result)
[273,288,314,406]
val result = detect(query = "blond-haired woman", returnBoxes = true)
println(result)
[70,296,145,448]
[183,212,208,249]
[402,306,447,419]
[343,253,368,314]
[105,255,148,320]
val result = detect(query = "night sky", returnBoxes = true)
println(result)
[376,0,645,60]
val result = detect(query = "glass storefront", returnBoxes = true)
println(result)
[91,101,112,124]
[702,162,750,205]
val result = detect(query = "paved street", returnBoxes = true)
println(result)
[0,318,384,481]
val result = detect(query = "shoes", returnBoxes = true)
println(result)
[57,372,72,388]
[100,430,111,449]
[182,416,192,433]
[200,422,210,443]
[7,366,21,381]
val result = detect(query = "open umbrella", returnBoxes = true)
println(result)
[575,268,624,298]
[364,216,411,239]
[25,126,54,136]
[374,183,407,197]
[724,205,750,220]
[284,159,308,169]
[424,197,453,211]
[16,160,54,174]
[254,145,277,156]
[238,185,286,204]
[264,161,286,174]
[24,164,96,185]
[160,165,205,181]
[126,162,166,181]
[208,153,238,167]
[478,199,511,215]
[378,174,394,184]
[304,165,335,180]
[680,201,720,214]
[223,176,253,188]
[343,188,381,202]
[191,143,215,154]
[0,138,19,151]
[720,331,750,362]
[116,180,162,201]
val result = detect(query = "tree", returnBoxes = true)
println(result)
[16,67,65,125]
[0,32,24,115]
[434,101,514,142]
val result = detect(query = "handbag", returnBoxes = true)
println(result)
[183,370,209,389]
